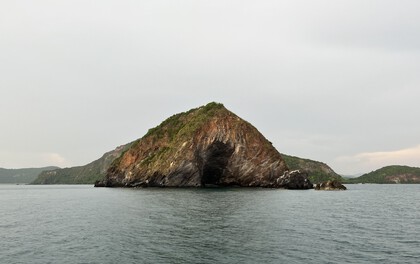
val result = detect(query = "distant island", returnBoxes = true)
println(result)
[345,165,420,184]
[0,167,58,184]
[1,102,416,186]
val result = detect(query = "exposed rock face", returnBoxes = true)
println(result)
[96,102,310,188]
[276,170,313,189]
[281,154,343,184]
[314,180,347,191]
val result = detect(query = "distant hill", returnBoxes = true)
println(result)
[0,167,59,184]
[32,144,132,184]
[346,165,420,184]
[281,154,344,184]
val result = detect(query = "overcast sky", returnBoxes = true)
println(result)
[1,0,419,175]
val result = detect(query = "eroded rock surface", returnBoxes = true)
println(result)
[314,180,347,191]
[276,170,313,189]
[95,103,310,189]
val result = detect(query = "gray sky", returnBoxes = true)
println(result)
[1,0,420,175]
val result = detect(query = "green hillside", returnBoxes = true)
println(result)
[346,165,420,184]
[281,154,344,184]
[32,144,131,184]
[0,167,59,184]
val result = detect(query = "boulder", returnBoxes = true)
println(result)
[276,170,313,189]
[314,180,347,191]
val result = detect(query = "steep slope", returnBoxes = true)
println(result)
[347,165,420,184]
[98,102,292,188]
[281,154,344,183]
[0,167,58,184]
[32,144,131,184]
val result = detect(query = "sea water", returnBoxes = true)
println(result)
[1,184,419,264]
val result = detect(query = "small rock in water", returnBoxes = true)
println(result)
[314,180,347,191]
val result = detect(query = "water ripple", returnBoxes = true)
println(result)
[1,185,420,263]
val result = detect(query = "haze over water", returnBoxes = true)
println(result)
[1,184,419,264]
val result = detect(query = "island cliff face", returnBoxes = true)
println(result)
[96,102,309,188]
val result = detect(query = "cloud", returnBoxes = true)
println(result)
[41,153,68,167]
[335,145,420,174]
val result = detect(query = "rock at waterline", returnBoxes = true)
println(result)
[276,170,313,189]
[314,180,347,191]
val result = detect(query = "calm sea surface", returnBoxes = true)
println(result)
[1,184,419,264]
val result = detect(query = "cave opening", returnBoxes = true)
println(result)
[201,141,234,187]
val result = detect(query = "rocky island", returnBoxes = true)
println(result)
[95,102,312,189]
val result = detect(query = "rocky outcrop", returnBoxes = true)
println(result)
[96,102,311,189]
[314,180,347,191]
[281,154,343,184]
[276,170,313,189]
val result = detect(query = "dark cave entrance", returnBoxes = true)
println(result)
[201,141,234,187]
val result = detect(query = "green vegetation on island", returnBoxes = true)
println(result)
[345,165,420,184]
[281,154,344,184]
[32,144,132,184]
[143,102,225,141]
[112,102,232,169]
